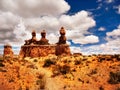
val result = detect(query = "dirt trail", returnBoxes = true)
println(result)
[36,63,63,90]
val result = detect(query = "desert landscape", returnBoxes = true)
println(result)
[0,53,120,90]
[0,0,120,90]
[0,27,120,90]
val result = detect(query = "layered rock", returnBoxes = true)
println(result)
[19,45,56,58]
[19,27,71,58]
[3,44,14,59]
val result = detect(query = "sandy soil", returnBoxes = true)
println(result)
[0,54,120,90]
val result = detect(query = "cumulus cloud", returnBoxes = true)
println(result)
[101,25,120,54]
[0,0,99,55]
[59,11,96,30]
[70,46,81,54]
[105,0,114,3]
[117,5,120,14]
[22,10,96,45]
[0,11,19,29]
[79,25,120,55]
[81,44,120,55]
[98,27,106,31]
[69,35,99,44]
[0,0,70,17]
[106,25,120,39]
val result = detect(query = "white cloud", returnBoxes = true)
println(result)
[106,25,120,37]
[81,44,120,55]
[102,25,120,54]
[13,19,31,43]
[117,5,120,14]
[70,46,81,54]
[0,0,70,17]
[70,35,99,44]
[79,25,120,55]
[0,11,19,29]
[97,0,102,2]
[23,10,96,45]
[47,33,58,44]
[0,0,98,50]
[105,0,114,3]
[59,11,96,30]
[98,27,106,31]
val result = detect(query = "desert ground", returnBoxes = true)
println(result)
[0,54,120,90]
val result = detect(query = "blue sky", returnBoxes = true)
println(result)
[0,0,120,55]
[66,0,120,54]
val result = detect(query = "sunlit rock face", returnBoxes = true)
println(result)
[19,45,56,58]
[19,27,71,58]
[55,44,71,56]
[3,44,14,59]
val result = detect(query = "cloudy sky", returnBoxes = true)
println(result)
[0,0,120,55]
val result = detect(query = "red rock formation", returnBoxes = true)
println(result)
[38,30,49,45]
[55,44,71,56]
[19,27,72,58]
[24,30,37,45]
[56,27,71,56]
[57,27,66,44]
[3,44,14,59]
[19,45,56,58]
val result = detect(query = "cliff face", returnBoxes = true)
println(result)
[19,44,71,58]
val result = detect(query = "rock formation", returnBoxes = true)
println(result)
[19,45,56,58]
[24,30,37,45]
[19,27,71,58]
[38,30,49,45]
[57,27,66,44]
[55,27,71,56]
[3,44,14,60]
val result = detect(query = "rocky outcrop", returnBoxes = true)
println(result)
[3,44,14,59]
[55,44,71,56]
[19,44,71,58]
[19,27,72,58]
[19,45,56,58]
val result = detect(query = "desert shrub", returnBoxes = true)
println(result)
[33,59,38,62]
[36,74,46,89]
[99,86,104,90]
[60,65,70,74]
[74,60,81,65]
[0,62,4,67]
[108,71,120,84]
[116,55,120,61]
[90,68,97,75]
[52,64,71,76]
[43,59,56,67]
[98,57,105,62]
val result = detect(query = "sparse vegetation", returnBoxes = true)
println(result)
[52,64,71,76]
[74,60,81,65]
[43,59,56,67]
[108,71,120,84]
[1,54,120,90]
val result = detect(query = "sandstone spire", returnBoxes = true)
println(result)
[38,30,49,45]
[57,27,66,44]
